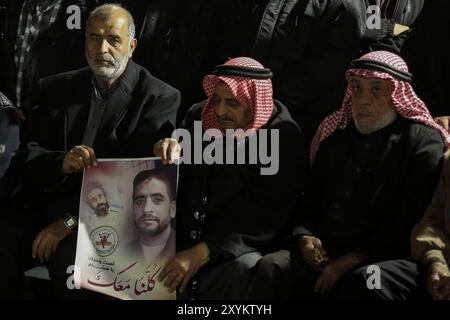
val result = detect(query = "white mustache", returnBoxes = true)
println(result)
[95,55,116,65]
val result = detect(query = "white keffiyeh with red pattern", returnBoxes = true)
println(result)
[201,57,274,133]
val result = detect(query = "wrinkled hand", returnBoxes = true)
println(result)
[314,252,367,295]
[62,145,97,175]
[427,262,450,300]
[32,219,72,263]
[299,236,329,269]
[435,116,450,132]
[158,242,209,293]
[153,138,181,165]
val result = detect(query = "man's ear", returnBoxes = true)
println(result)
[170,200,176,219]
[129,38,137,57]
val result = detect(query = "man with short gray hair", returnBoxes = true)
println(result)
[0,3,179,299]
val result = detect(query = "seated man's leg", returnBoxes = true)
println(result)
[179,251,262,300]
[0,205,46,299]
[246,248,320,300]
[47,232,103,299]
[332,259,426,300]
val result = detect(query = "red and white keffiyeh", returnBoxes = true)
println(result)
[201,57,274,133]
[310,50,450,163]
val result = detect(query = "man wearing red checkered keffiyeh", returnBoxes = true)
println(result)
[247,51,446,300]
[310,50,450,163]
[154,57,307,300]
[201,57,274,134]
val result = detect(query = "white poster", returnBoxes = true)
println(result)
[75,158,178,300]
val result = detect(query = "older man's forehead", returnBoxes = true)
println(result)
[88,187,104,197]
[350,76,389,85]
[87,14,128,34]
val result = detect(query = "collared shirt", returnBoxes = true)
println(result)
[14,0,62,108]
[81,78,116,147]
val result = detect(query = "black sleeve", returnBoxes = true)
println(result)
[363,0,425,53]
[292,136,332,239]
[124,86,180,157]
[20,79,81,220]
[274,0,363,126]
[355,126,444,261]
[22,79,67,191]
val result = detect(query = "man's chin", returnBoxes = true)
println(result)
[95,207,109,216]
[140,229,160,237]
[92,67,117,80]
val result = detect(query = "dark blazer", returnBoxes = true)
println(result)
[177,100,308,258]
[294,118,445,262]
[21,60,180,220]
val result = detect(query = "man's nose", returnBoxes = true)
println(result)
[214,102,227,117]
[98,39,110,54]
[353,87,372,104]
[143,200,154,213]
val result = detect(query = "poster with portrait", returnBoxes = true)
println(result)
[74,158,178,300]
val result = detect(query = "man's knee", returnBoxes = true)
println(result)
[233,251,262,272]
[335,260,422,300]
[253,250,292,278]
[246,250,293,299]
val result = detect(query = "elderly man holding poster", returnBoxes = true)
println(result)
[0,3,179,299]
[155,57,307,299]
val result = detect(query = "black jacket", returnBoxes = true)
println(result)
[403,0,450,117]
[20,60,180,220]
[96,0,217,123]
[210,0,363,141]
[294,118,444,262]
[177,100,308,259]
[360,0,424,54]
[210,0,423,141]
[0,0,89,115]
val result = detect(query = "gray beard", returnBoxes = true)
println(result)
[87,55,129,82]
[353,109,398,135]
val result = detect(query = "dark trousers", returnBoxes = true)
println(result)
[179,251,262,300]
[246,249,427,300]
[0,205,101,299]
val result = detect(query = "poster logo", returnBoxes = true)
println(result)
[90,226,118,257]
